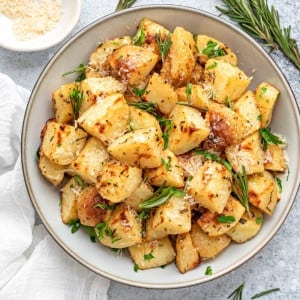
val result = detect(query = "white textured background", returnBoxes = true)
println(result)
[0,0,299,299]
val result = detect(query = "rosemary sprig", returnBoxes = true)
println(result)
[216,0,300,69]
[69,86,83,119]
[159,118,173,149]
[128,101,161,118]
[155,32,172,62]
[251,287,280,299]
[259,128,284,151]
[62,64,87,81]
[115,0,136,11]
[139,186,185,209]
[228,282,245,300]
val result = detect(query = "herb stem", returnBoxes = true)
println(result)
[217,0,300,69]
[115,0,137,11]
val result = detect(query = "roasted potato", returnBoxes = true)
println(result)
[40,120,87,165]
[70,137,109,184]
[226,205,263,243]
[204,58,251,103]
[96,160,142,203]
[255,82,280,128]
[264,143,287,172]
[97,204,142,248]
[197,196,245,236]
[129,237,176,270]
[108,45,159,86]
[107,127,164,168]
[190,223,231,260]
[78,93,129,146]
[176,232,201,274]
[187,160,232,214]
[168,105,210,155]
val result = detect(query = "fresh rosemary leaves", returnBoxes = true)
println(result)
[62,64,87,81]
[217,0,300,69]
[69,86,83,119]
[139,186,185,209]
[115,0,136,11]
[155,32,172,62]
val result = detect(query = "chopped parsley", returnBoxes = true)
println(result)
[159,118,173,149]
[133,263,139,272]
[205,266,213,275]
[255,216,263,224]
[259,128,284,151]
[144,252,155,261]
[186,82,192,103]
[217,215,236,223]
[202,40,226,58]
[132,86,146,98]
[68,219,81,233]
[260,86,268,97]
[94,203,116,210]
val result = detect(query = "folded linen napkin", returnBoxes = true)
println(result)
[0,73,110,300]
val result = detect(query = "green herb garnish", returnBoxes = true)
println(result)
[94,203,116,210]
[132,86,146,98]
[225,96,234,110]
[259,128,284,151]
[69,85,83,119]
[155,31,172,62]
[144,253,155,261]
[63,63,87,81]
[186,82,192,103]
[161,157,171,171]
[260,86,268,96]
[276,177,283,193]
[205,266,213,275]
[207,61,218,70]
[159,119,173,149]
[228,282,245,300]
[81,225,97,242]
[115,0,136,11]
[139,186,185,209]
[74,175,84,187]
[68,219,81,233]
[133,263,139,272]
[256,216,263,224]
[251,288,280,299]
[95,221,113,239]
[202,40,226,58]
[128,101,160,118]
[217,215,236,223]
[256,114,262,121]
[216,0,300,69]
[133,28,146,46]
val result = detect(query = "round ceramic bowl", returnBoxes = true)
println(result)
[0,0,82,52]
[21,5,300,288]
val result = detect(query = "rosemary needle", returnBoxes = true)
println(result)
[115,0,137,11]
[217,0,300,69]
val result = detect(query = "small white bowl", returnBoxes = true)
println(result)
[0,0,82,52]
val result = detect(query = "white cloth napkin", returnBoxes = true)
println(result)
[0,73,110,300]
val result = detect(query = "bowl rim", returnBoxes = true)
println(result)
[0,0,82,52]
[21,4,300,289]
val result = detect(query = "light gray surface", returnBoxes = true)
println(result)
[1,0,299,299]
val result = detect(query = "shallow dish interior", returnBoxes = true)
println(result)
[22,5,300,288]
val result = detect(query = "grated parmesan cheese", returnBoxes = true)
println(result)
[0,0,62,41]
